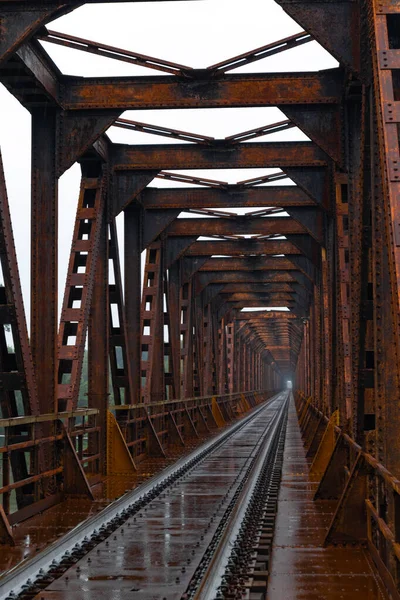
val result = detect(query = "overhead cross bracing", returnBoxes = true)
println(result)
[0,0,328,521]
[1,0,400,597]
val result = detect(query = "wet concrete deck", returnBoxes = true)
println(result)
[267,397,388,600]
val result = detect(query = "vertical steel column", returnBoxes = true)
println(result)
[226,321,234,393]
[57,173,106,411]
[210,308,222,394]
[166,261,181,399]
[243,342,248,391]
[303,319,310,396]
[124,205,142,403]
[256,349,260,388]
[249,347,253,390]
[234,322,241,393]
[212,312,220,394]
[313,282,322,404]
[252,348,256,389]
[141,241,165,402]
[321,245,332,413]
[108,219,132,405]
[193,295,204,396]
[335,176,353,422]
[248,344,252,390]
[238,330,242,393]
[203,303,213,396]
[218,317,227,395]
[88,192,108,473]
[371,7,400,475]
[242,338,247,391]
[31,109,57,414]
[181,279,193,398]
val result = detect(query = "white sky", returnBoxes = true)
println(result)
[0,0,338,324]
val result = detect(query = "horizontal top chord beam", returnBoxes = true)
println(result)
[138,186,315,211]
[112,142,327,171]
[184,239,302,255]
[61,70,344,110]
[166,217,307,236]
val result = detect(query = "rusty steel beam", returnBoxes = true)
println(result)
[88,196,108,473]
[237,311,302,319]
[224,120,295,143]
[208,31,312,74]
[124,205,142,404]
[166,217,307,236]
[9,41,61,105]
[197,256,308,272]
[114,117,295,146]
[111,142,327,170]
[184,239,302,256]
[194,271,311,294]
[139,186,315,211]
[62,70,344,110]
[57,172,106,412]
[197,257,317,282]
[220,283,304,294]
[156,171,228,188]
[229,298,309,312]
[219,292,299,302]
[203,285,302,305]
[108,219,133,406]
[39,29,193,76]
[229,300,299,311]
[31,108,58,415]
[114,117,215,144]
[240,287,309,305]
[166,261,181,398]
[39,29,312,78]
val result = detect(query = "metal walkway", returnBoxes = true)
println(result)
[267,397,387,600]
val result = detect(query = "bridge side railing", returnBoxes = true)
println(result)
[110,389,277,465]
[0,408,100,539]
[295,391,400,599]
[0,389,278,542]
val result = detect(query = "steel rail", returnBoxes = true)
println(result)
[189,391,289,599]
[0,392,282,600]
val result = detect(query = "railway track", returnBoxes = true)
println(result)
[0,391,289,600]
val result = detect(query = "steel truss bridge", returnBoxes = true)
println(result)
[0,1,399,598]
